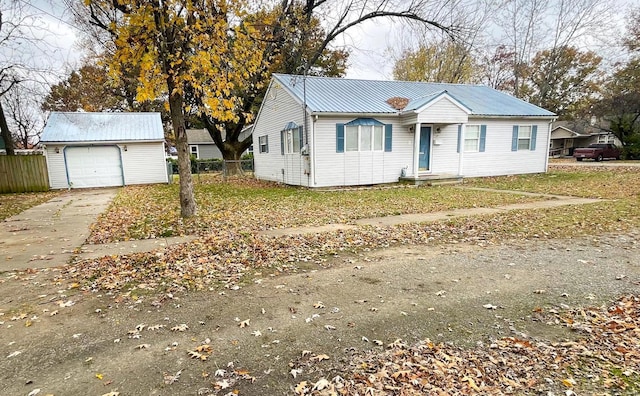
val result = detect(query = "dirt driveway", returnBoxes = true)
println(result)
[1,229,638,395]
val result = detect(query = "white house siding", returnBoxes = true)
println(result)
[121,142,168,185]
[429,124,462,175]
[253,82,310,186]
[457,118,550,177]
[312,115,414,187]
[44,146,69,189]
[416,97,469,124]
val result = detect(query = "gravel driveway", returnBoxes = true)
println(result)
[1,230,638,395]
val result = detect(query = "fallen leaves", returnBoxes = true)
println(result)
[297,294,640,395]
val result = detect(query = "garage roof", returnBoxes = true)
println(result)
[41,112,164,143]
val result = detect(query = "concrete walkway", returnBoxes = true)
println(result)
[1,189,119,270]
[1,187,605,270]
[260,190,603,237]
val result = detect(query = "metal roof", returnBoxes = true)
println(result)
[273,74,555,117]
[41,112,164,143]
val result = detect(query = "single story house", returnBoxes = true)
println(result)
[550,120,621,157]
[41,112,169,189]
[252,74,556,187]
[187,125,254,159]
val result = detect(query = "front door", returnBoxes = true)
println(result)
[419,126,431,171]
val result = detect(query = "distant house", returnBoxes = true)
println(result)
[187,125,253,159]
[550,121,621,157]
[41,112,169,189]
[252,74,556,188]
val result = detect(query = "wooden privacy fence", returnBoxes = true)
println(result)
[0,155,50,193]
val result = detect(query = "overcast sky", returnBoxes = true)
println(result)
[12,0,638,85]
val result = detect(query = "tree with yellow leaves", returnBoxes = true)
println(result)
[84,0,457,217]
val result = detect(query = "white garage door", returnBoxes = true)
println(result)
[65,146,123,188]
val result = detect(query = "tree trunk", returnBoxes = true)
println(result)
[222,148,244,176]
[168,83,197,217]
[0,102,15,155]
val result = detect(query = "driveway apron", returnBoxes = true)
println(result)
[0,189,118,271]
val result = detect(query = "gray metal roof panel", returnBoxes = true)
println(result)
[41,112,164,143]
[273,74,555,117]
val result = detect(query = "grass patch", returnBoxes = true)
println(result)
[466,166,640,199]
[0,191,61,221]
[88,176,547,243]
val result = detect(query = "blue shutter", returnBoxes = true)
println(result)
[511,126,519,151]
[336,124,344,153]
[457,124,462,153]
[530,125,537,151]
[298,126,304,150]
[280,131,284,155]
[479,125,487,152]
[384,124,392,152]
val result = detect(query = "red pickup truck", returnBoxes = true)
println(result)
[573,144,621,161]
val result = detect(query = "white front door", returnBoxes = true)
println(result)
[65,146,123,188]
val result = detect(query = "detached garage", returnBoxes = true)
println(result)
[41,112,169,189]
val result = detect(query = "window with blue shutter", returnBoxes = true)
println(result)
[511,126,519,151]
[336,118,391,152]
[530,125,537,151]
[513,125,535,151]
[457,125,462,153]
[336,124,345,153]
[479,125,487,152]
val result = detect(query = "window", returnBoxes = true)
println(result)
[511,125,537,151]
[337,119,392,153]
[345,125,384,152]
[258,135,268,153]
[345,125,358,151]
[518,126,532,150]
[189,145,199,159]
[464,125,480,152]
[282,126,303,154]
[597,134,615,144]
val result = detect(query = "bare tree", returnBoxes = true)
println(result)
[0,1,63,154]
[3,83,45,148]
[487,0,614,97]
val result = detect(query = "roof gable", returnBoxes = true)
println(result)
[272,74,555,118]
[41,112,164,143]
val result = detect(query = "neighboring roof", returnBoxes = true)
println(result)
[186,129,214,144]
[41,112,164,143]
[552,120,609,136]
[187,124,254,144]
[272,74,555,117]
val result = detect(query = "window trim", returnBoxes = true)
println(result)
[189,145,199,159]
[281,125,304,155]
[511,124,537,151]
[258,135,269,153]
[464,125,481,152]
[338,119,389,153]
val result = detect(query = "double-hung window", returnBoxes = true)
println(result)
[518,126,532,150]
[464,125,480,152]
[190,145,199,159]
[258,135,269,153]
[511,125,537,151]
[281,123,304,154]
[338,118,390,153]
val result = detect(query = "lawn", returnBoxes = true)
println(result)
[0,191,60,221]
[87,175,548,243]
[69,167,640,298]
